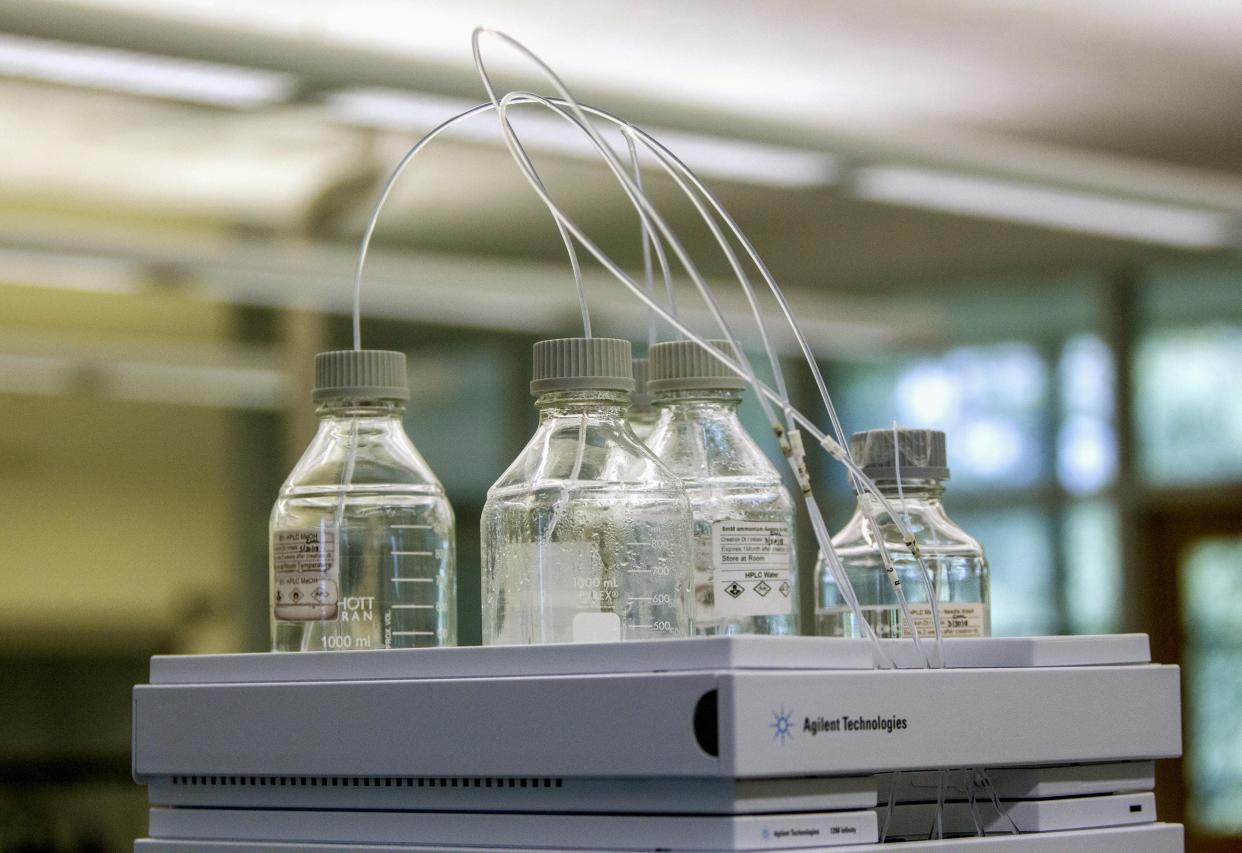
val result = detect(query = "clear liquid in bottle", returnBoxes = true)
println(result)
[644,340,797,635]
[270,350,455,651]
[482,338,693,645]
[815,428,989,639]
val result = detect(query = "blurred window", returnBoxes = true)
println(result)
[402,340,520,496]
[891,343,1047,492]
[826,337,1124,636]
[1181,538,1242,834]
[954,507,1058,637]
[1136,325,1242,486]
[1062,500,1121,634]
[1057,334,1118,495]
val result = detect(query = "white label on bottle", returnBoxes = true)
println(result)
[711,520,793,618]
[273,528,339,621]
[573,611,622,643]
[903,603,988,638]
[493,541,621,644]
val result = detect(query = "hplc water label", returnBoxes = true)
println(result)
[711,520,792,617]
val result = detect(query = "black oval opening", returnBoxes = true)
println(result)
[693,689,719,757]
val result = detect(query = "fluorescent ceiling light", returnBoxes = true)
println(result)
[106,360,287,410]
[0,352,73,397]
[0,350,286,410]
[0,247,137,294]
[325,88,836,189]
[853,165,1236,249]
[0,33,296,107]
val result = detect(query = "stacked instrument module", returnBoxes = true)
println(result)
[132,635,1183,851]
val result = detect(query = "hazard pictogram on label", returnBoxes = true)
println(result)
[273,528,339,621]
[711,520,793,618]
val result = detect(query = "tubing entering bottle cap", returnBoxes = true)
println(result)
[630,357,653,409]
[530,337,635,395]
[313,350,409,402]
[851,428,949,481]
[647,339,747,392]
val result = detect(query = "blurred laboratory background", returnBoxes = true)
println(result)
[0,1,1239,850]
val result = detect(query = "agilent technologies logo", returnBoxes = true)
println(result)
[769,706,795,744]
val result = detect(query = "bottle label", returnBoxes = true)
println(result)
[273,528,340,621]
[902,602,988,638]
[711,520,793,618]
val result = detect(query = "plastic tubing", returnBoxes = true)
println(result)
[529,95,944,662]
[624,132,659,349]
[587,108,943,664]
[474,84,924,663]
[933,769,946,840]
[347,88,909,664]
[469,28,942,665]
[473,23,917,660]
[482,86,895,662]
[601,112,941,665]
[349,104,592,351]
[342,100,603,574]
[347,34,938,665]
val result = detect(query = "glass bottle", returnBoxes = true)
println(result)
[628,357,659,442]
[482,337,693,644]
[270,350,455,651]
[645,339,798,635]
[816,428,989,639]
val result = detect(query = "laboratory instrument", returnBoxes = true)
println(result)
[136,26,1189,851]
[481,337,693,644]
[132,634,1183,850]
[645,339,798,635]
[270,349,455,651]
[628,356,659,441]
[817,428,989,639]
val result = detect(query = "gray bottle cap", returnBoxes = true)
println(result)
[851,428,949,481]
[631,357,653,409]
[647,339,747,392]
[313,349,409,402]
[530,337,635,395]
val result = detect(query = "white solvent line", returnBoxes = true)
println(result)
[468,69,893,661]
[593,105,938,666]
[594,105,933,667]
[348,103,590,354]
[625,131,659,350]
[346,34,919,666]
[486,88,876,653]
[477,81,896,662]
[316,417,359,654]
[933,769,946,840]
[892,419,943,667]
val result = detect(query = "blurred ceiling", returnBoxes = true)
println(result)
[0,0,1239,336]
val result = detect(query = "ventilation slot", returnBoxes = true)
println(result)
[169,775,565,789]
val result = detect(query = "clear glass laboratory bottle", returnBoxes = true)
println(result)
[482,337,693,644]
[645,340,798,635]
[816,428,989,639]
[270,350,455,651]
[628,357,659,442]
